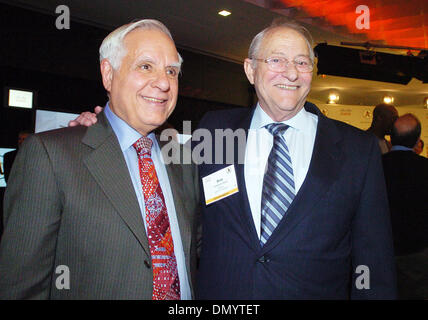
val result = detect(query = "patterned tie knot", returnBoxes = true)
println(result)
[265,123,290,137]
[133,136,153,157]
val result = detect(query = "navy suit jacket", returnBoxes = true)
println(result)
[382,150,428,256]
[196,102,397,299]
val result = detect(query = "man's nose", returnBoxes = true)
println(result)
[280,64,298,82]
[151,70,170,91]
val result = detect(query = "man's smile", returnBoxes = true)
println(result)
[141,96,167,103]
[275,84,299,90]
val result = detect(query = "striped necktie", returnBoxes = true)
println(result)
[260,123,295,246]
[133,136,180,300]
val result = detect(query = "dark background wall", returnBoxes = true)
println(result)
[0,3,254,148]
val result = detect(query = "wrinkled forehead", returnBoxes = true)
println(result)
[261,27,310,57]
[123,28,180,61]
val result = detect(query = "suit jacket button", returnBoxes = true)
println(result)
[258,256,270,263]
[144,260,151,269]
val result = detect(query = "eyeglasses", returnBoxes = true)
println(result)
[251,56,314,73]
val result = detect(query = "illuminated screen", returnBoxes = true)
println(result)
[0,148,16,187]
[35,109,80,133]
[8,89,33,109]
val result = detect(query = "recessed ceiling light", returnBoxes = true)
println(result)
[218,10,231,17]
[328,92,339,104]
[383,95,394,104]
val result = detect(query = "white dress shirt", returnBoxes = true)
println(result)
[105,103,191,299]
[244,104,318,238]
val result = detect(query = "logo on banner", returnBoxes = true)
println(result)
[363,110,372,119]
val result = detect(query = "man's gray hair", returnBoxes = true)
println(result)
[248,18,315,67]
[99,19,183,70]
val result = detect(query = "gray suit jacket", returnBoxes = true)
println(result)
[0,112,199,299]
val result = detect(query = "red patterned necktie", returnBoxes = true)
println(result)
[133,136,180,300]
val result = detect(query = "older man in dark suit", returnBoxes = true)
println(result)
[196,19,397,299]
[382,113,428,299]
[0,19,199,300]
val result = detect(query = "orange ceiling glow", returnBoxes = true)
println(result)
[280,0,428,49]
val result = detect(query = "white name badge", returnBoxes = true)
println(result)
[202,165,239,205]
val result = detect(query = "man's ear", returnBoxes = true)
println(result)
[100,59,113,92]
[244,58,256,85]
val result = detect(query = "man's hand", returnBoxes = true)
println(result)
[68,106,103,127]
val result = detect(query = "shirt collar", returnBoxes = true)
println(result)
[252,103,311,132]
[104,102,157,152]
[391,145,414,152]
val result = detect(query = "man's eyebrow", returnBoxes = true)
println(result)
[271,51,310,58]
[136,55,181,68]
[168,62,181,68]
[135,55,155,64]
[270,51,286,56]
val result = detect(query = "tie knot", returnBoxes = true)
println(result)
[133,136,153,157]
[265,123,290,137]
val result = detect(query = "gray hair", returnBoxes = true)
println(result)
[99,19,183,70]
[248,18,315,67]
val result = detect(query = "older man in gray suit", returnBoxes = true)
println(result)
[0,19,199,299]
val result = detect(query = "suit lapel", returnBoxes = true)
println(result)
[158,137,192,263]
[82,112,150,258]
[261,103,344,252]
[232,107,261,250]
